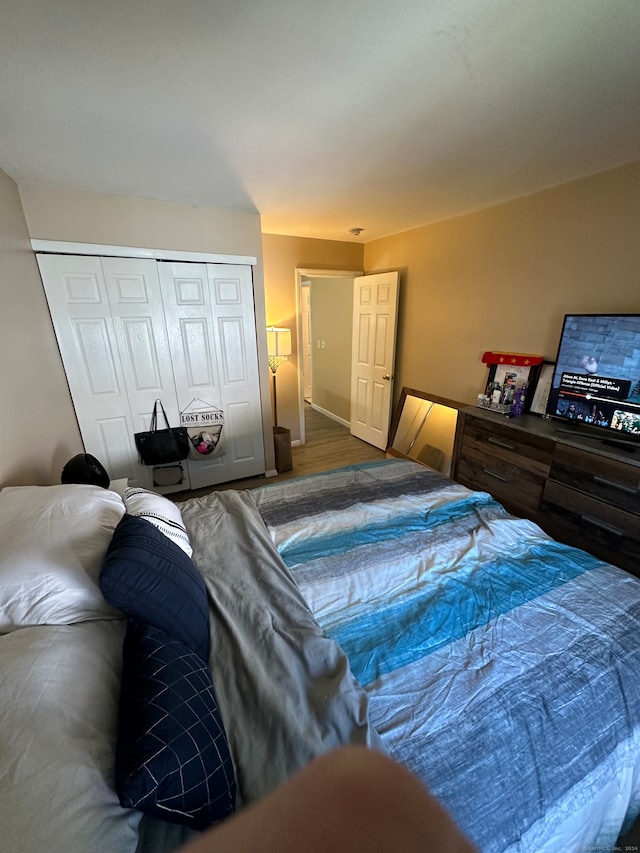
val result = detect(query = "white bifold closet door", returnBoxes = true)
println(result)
[37,253,179,492]
[158,261,265,490]
[37,253,265,493]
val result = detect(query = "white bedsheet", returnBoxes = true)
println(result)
[0,620,141,853]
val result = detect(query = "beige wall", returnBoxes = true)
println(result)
[19,184,262,258]
[0,169,83,486]
[308,276,353,422]
[365,160,640,409]
[261,234,363,440]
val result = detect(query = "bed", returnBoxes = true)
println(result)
[1,458,639,852]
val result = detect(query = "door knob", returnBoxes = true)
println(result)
[382,374,390,380]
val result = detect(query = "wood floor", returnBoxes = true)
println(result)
[182,404,386,498]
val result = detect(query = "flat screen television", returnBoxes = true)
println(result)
[545,314,640,450]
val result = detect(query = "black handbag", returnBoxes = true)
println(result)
[134,400,190,465]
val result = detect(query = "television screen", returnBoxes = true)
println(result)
[546,314,640,445]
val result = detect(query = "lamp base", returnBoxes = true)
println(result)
[273,426,292,472]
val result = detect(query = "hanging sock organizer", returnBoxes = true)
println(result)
[180,397,225,459]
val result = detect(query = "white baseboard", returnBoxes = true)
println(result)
[310,403,350,429]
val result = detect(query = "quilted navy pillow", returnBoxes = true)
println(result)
[116,620,236,829]
[100,514,209,662]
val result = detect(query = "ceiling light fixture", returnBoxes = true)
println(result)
[348,227,364,236]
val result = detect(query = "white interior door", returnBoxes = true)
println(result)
[350,271,400,449]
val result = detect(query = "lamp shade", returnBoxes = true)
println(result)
[266,327,292,358]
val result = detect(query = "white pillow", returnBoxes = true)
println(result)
[108,478,129,497]
[0,484,125,633]
[123,487,193,557]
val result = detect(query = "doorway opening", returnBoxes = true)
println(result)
[295,268,362,445]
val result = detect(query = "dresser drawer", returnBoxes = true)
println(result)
[541,481,640,576]
[543,480,640,541]
[457,452,546,516]
[462,415,554,478]
[550,445,640,515]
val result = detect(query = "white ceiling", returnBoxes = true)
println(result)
[2,0,640,243]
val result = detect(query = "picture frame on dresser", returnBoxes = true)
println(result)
[491,363,533,406]
[479,352,543,413]
[529,361,555,416]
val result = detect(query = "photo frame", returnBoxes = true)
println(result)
[482,364,534,411]
[477,352,544,414]
[529,361,555,416]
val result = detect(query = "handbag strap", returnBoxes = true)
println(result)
[150,399,172,432]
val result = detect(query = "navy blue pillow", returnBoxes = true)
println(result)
[116,620,236,829]
[100,514,209,662]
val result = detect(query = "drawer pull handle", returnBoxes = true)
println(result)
[580,514,624,538]
[593,475,638,496]
[483,468,510,483]
[487,437,516,451]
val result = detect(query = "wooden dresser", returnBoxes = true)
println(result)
[451,406,640,577]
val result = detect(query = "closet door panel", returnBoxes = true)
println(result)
[73,318,120,394]
[218,317,248,383]
[101,258,181,424]
[36,254,138,482]
[208,264,265,481]
[181,318,216,389]
[101,257,190,493]
[158,262,228,490]
[178,311,222,483]
[120,318,162,390]
[159,262,265,488]
[95,417,135,476]
[226,400,259,461]
[159,264,216,394]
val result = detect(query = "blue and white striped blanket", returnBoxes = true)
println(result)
[253,459,640,853]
